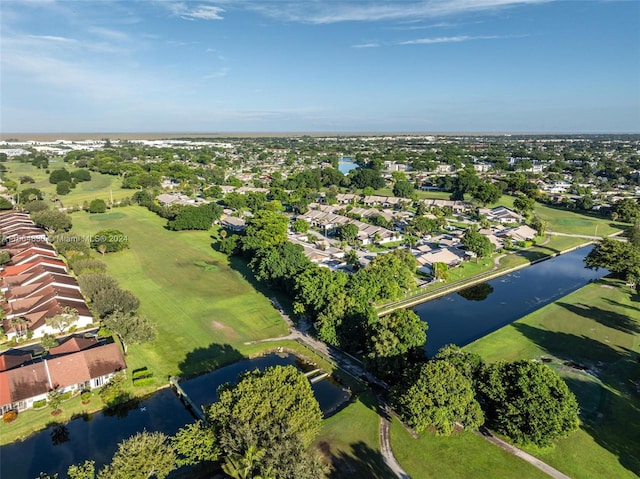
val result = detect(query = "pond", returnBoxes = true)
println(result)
[338,157,358,174]
[414,246,609,356]
[0,353,350,478]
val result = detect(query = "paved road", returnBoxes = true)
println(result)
[474,428,572,479]
[263,299,572,479]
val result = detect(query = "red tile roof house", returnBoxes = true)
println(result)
[0,336,127,414]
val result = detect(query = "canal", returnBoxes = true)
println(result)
[0,352,350,479]
[414,246,608,356]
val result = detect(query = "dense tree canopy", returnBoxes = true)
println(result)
[97,431,176,479]
[479,360,580,446]
[91,229,130,253]
[207,365,327,478]
[584,237,640,280]
[31,209,73,233]
[349,168,385,190]
[613,198,640,223]
[391,360,484,435]
[472,182,501,206]
[88,199,107,213]
[366,309,427,379]
[242,210,289,252]
[49,168,72,184]
[168,203,222,231]
[103,311,157,354]
[462,229,494,259]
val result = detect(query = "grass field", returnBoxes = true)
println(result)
[465,278,640,479]
[391,421,549,479]
[68,206,287,379]
[315,391,393,478]
[6,159,131,208]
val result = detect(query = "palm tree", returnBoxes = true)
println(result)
[222,445,265,479]
[9,317,29,339]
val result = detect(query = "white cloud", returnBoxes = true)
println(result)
[88,27,130,42]
[398,35,500,45]
[203,67,230,79]
[351,42,380,48]
[248,0,550,24]
[169,3,225,21]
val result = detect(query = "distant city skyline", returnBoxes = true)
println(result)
[1,0,639,133]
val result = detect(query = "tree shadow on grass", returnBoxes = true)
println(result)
[512,323,633,368]
[177,343,244,379]
[563,376,640,477]
[513,323,640,476]
[556,301,640,334]
[321,440,395,479]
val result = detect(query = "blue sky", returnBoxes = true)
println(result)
[1,0,639,133]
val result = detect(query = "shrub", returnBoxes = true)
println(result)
[80,390,92,404]
[133,377,155,387]
[32,399,47,409]
[60,391,73,401]
[132,368,152,380]
[3,410,18,423]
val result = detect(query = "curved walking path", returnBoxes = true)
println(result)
[258,299,571,479]
[474,428,572,479]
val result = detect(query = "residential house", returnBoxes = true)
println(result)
[0,336,126,414]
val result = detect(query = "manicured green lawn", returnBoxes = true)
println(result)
[69,207,287,379]
[391,421,549,479]
[315,391,393,478]
[534,203,625,237]
[466,278,640,479]
[7,159,130,208]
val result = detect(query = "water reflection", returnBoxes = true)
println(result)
[414,246,608,356]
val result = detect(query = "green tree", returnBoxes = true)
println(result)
[97,431,177,479]
[17,187,44,203]
[513,195,536,215]
[172,421,220,467]
[584,237,640,280]
[432,262,449,282]
[209,365,322,449]
[103,311,157,354]
[434,344,484,385]
[391,361,484,435]
[48,388,63,414]
[92,287,140,317]
[472,182,501,206]
[0,197,13,210]
[56,181,72,195]
[350,168,385,189]
[40,333,59,352]
[70,258,107,275]
[366,309,427,379]
[168,204,222,231]
[612,198,640,223]
[462,228,494,260]
[292,218,309,234]
[88,199,107,213]
[49,168,72,184]
[0,251,10,265]
[91,229,130,253]
[218,235,240,255]
[67,460,95,479]
[242,210,289,253]
[479,360,579,446]
[45,306,79,334]
[77,273,119,299]
[71,169,92,182]
[392,180,415,199]
[339,223,359,243]
[208,366,326,479]
[31,209,73,233]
